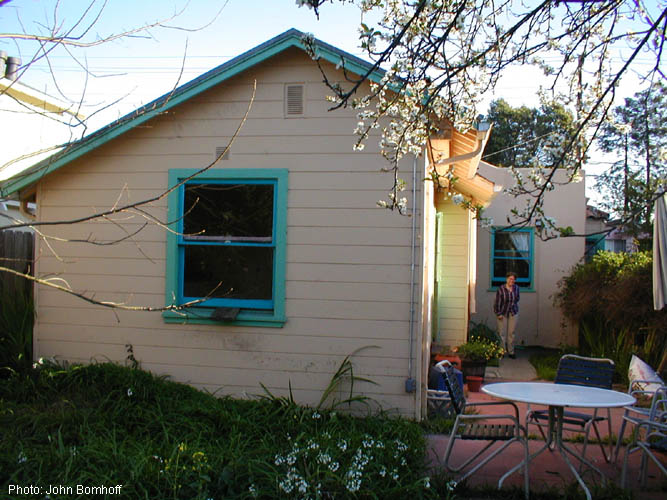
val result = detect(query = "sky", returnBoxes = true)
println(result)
[0,0,656,197]
[1,0,554,113]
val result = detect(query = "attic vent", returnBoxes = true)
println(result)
[214,147,230,160]
[285,84,304,116]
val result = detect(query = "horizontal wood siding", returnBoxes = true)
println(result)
[435,197,470,348]
[32,48,422,416]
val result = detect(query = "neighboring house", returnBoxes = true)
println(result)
[0,200,34,233]
[0,29,496,419]
[585,204,638,260]
[0,51,83,186]
[470,162,585,348]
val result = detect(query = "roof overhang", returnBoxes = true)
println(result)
[426,121,497,207]
[0,78,84,118]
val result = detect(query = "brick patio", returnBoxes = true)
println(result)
[425,358,665,499]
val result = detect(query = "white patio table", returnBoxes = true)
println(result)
[482,382,635,500]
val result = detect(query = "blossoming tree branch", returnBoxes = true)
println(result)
[298,0,666,239]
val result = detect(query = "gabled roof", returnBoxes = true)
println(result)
[0,28,385,197]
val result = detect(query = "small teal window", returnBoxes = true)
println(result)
[164,169,288,326]
[490,227,534,288]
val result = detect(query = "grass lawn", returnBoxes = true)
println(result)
[0,361,637,499]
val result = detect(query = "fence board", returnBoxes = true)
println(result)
[0,230,34,298]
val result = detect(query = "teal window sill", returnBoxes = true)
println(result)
[487,287,535,293]
[162,309,286,328]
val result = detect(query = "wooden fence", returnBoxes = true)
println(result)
[0,230,34,299]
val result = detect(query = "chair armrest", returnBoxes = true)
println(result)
[634,419,667,434]
[466,400,521,420]
[426,389,450,400]
[457,412,520,423]
[624,405,651,416]
[629,380,665,394]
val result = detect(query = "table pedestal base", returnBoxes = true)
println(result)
[505,406,606,500]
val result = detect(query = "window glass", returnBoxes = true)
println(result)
[183,246,273,300]
[183,183,273,240]
[605,239,626,253]
[491,228,533,288]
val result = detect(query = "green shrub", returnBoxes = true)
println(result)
[0,362,439,499]
[0,288,33,376]
[455,335,505,362]
[468,319,502,345]
[556,251,666,382]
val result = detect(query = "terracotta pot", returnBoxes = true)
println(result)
[467,375,483,392]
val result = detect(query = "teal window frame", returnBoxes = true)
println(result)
[163,168,288,327]
[490,227,534,289]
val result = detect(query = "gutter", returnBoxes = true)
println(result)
[433,124,492,179]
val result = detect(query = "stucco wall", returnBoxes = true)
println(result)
[31,48,424,416]
[471,163,584,348]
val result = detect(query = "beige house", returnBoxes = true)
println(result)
[471,162,585,348]
[0,30,496,419]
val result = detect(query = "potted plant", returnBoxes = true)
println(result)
[454,335,505,380]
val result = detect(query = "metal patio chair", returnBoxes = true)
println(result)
[427,361,455,418]
[613,378,666,463]
[525,354,615,463]
[440,363,529,499]
[621,386,667,488]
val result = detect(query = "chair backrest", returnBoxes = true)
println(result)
[555,354,614,389]
[441,363,466,415]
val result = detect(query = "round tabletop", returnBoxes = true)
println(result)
[482,382,636,408]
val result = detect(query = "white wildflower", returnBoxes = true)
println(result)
[127,388,133,397]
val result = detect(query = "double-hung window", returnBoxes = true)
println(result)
[490,227,534,288]
[164,168,288,326]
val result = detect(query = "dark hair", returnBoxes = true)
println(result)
[506,272,517,279]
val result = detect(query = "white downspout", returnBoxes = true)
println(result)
[406,155,418,393]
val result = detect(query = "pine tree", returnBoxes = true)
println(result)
[596,83,667,237]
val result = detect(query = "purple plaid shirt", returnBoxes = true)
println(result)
[494,283,520,316]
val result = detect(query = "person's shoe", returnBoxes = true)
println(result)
[508,353,516,359]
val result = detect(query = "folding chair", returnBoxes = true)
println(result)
[427,361,455,419]
[440,363,529,499]
[621,386,667,488]
[613,378,666,463]
[525,354,615,462]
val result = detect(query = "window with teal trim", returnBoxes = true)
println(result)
[490,227,533,288]
[165,169,287,325]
